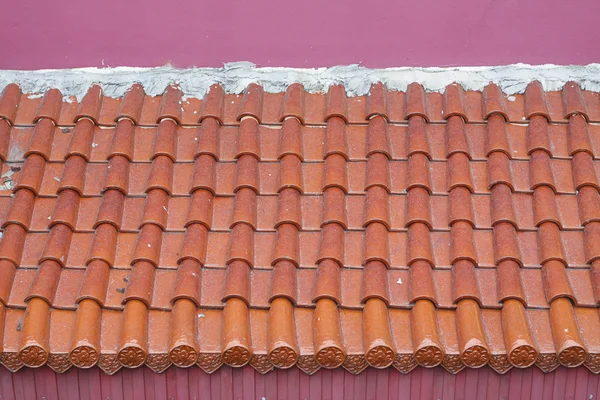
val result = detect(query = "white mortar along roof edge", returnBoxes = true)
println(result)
[1,62,600,101]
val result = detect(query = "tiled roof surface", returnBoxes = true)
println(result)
[0,81,600,375]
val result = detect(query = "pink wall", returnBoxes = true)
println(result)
[1,366,599,400]
[2,0,599,69]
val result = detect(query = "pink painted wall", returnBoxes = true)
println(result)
[1,366,599,400]
[2,0,599,69]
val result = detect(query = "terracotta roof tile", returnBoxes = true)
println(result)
[2,82,600,375]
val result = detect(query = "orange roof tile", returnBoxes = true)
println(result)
[1,81,600,375]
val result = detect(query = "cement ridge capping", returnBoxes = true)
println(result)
[1,62,600,100]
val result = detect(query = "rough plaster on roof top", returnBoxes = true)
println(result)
[2,62,600,100]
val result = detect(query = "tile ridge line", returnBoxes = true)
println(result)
[2,63,600,100]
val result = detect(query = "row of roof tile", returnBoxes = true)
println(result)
[3,303,600,375]
[2,157,599,197]
[2,264,598,311]
[4,117,600,164]
[0,229,595,269]
[1,81,599,126]
[0,191,594,232]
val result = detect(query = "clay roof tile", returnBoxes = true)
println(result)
[2,81,600,375]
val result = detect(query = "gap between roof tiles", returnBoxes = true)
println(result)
[6,121,571,131]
